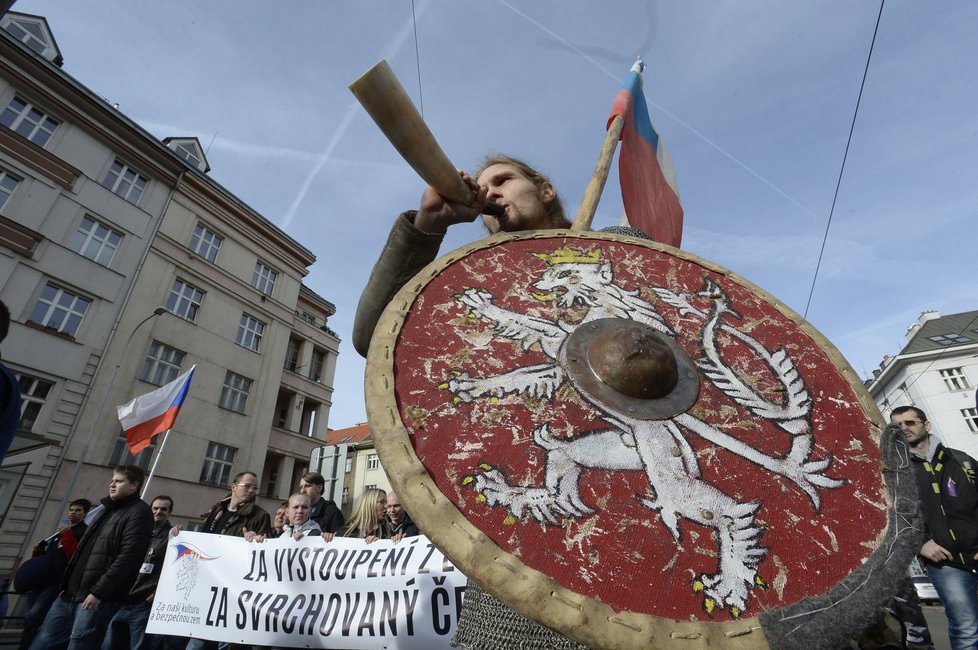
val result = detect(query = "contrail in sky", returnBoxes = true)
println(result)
[281,0,431,229]
[495,0,820,221]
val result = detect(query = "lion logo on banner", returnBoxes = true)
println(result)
[441,245,843,617]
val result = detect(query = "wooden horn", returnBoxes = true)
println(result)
[349,60,502,216]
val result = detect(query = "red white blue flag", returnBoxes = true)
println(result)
[608,59,683,248]
[116,365,195,454]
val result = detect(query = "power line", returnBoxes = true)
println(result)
[411,0,424,118]
[803,0,885,319]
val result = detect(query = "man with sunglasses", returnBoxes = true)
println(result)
[893,405,978,650]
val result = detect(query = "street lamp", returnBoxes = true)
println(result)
[53,306,167,521]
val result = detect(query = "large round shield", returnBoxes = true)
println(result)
[366,231,890,648]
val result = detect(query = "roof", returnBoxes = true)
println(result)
[903,310,978,355]
[325,423,371,446]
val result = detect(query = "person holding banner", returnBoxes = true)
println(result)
[182,471,270,539]
[268,502,288,538]
[323,488,389,543]
[247,494,320,543]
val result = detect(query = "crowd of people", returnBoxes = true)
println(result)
[14,466,421,650]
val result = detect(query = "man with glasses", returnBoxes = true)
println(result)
[179,472,269,650]
[893,405,978,650]
[196,472,271,538]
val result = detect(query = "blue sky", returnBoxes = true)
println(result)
[18,1,978,429]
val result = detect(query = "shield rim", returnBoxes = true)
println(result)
[365,229,885,649]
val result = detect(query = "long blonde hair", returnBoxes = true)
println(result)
[345,488,388,538]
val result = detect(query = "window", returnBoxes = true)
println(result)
[189,224,222,262]
[345,458,352,473]
[235,314,265,352]
[199,442,237,485]
[252,262,277,296]
[0,96,59,146]
[110,431,154,470]
[299,311,316,325]
[928,333,973,346]
[165,279,204,322]
[68,215,122,266]
[310,349,325,382]
[367,454,379,470]
[28,282,90,337]
[284,338,300,372]
[139,341,185,386]
[0,167,20,211]
[16,373,53,431]
[342,486,348,505]
[3,19,47,55]
[940,367,971,392]
[174,142,201,168]
[963,408,978,433]
[365,484,377,491]
[102,159,148,204]
[219,371,251,414]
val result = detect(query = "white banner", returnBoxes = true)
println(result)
[146,532,468,649]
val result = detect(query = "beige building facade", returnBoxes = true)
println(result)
[0,11,339,577]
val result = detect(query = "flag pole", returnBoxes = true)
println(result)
[571,114,624,232]
[141,428,172,499]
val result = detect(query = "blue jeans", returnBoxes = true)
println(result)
[103,602,153,650]
[183,639,227,650]
[29,595,120,650]
[19,584,59,649]
[926,563,978,650]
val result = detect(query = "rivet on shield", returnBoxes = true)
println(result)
[562,318,700,420]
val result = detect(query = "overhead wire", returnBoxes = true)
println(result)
[803,0,885,319]
[411,0,424,118]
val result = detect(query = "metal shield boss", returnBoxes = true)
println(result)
[366,231,888,648]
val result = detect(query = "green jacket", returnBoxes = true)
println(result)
[352,211,444,358]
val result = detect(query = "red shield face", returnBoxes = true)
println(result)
[380,234,887,624]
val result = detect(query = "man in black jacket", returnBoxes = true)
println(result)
[29,465,153,650]
[894,405,978,650]
[103,495,173,650]
[299,471,344,534]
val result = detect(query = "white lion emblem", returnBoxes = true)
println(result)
[441,245,842,617]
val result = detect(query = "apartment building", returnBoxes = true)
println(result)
[0,12,339,575]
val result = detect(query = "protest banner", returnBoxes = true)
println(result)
[147,532,467,649]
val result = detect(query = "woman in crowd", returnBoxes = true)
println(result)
[322,488,389,543]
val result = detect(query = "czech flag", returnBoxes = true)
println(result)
[116,366,195,455]
[608,59,683,248]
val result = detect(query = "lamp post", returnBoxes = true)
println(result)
[53,306,167,520]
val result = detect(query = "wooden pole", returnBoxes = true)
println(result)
[571,114,624,232]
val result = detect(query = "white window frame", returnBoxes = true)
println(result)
[367,454,379,470]
[139,341,185,386]
[252,261,277,296]
[199,442,237,485]
[235,314,265,353]
[0,166,20,211]
[345,458,352,474]
[0,96,59,146]
[189,224,223,263]
[3,19,48,56]
[68,215,122,266]
[940,367,971,392]
[165,279,204,322]
[963,408,978,434]
[174,142,201,168]
[28,282,91,337]
[16,373,54,432]
[219,371,251,414]
[102,159,148,204]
